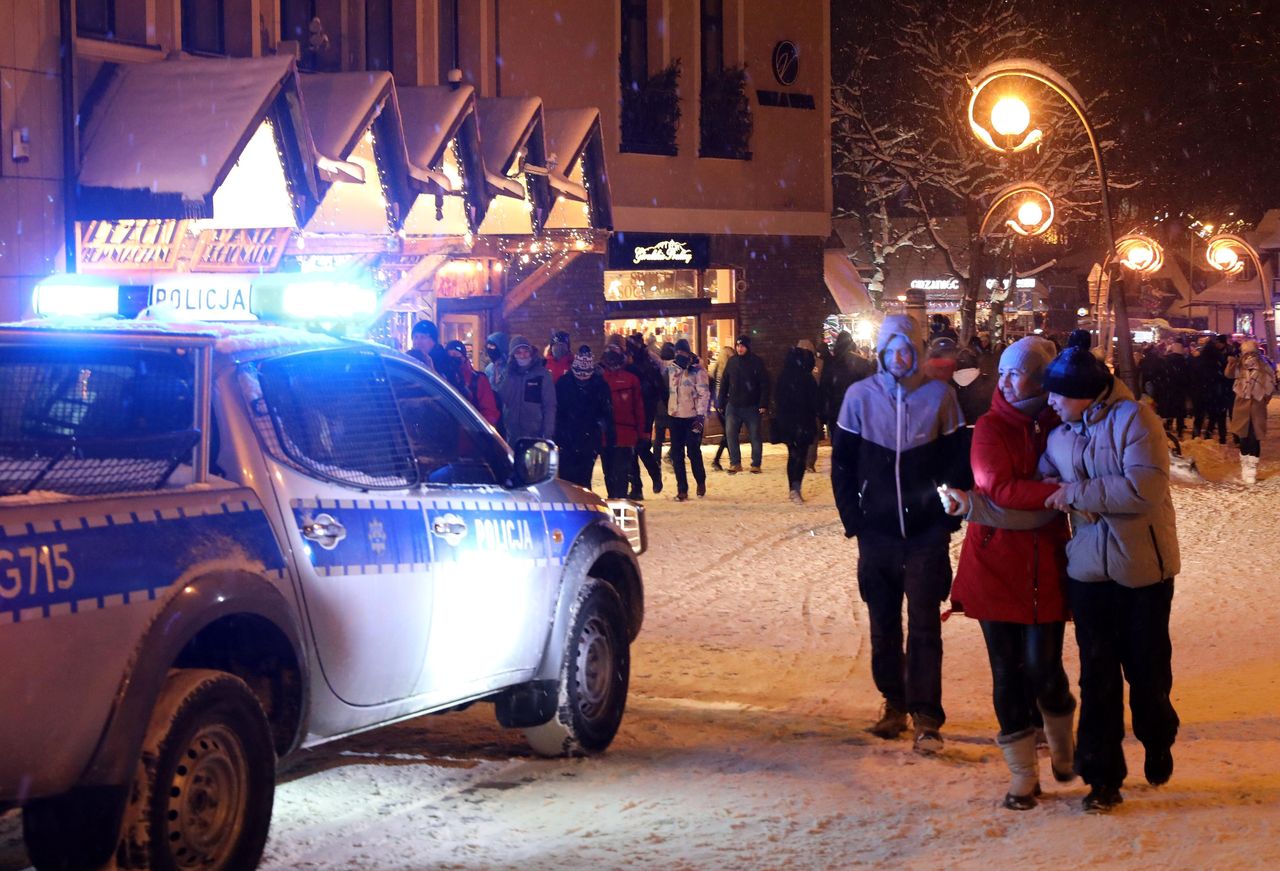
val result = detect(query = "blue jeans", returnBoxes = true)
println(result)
[725,404,762,468]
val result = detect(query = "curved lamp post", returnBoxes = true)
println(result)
[1091,233,1164,354]
[1205,234,1277,353]
[979,183,1056,342]
[968,58,1136,389]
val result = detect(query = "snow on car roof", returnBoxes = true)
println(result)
[1,317,349,357]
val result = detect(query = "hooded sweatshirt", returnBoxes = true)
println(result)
[831,314,971,539]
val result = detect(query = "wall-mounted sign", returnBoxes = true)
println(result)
[910,278,961,291]
[149,276,257,321]
[77,219,186,272]
[608,233,710,270]
[772,41,800,86]
[192,228,290,272]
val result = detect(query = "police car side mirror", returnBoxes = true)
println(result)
[514,438,558,487]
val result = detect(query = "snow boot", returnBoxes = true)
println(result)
[788,488,804,504]
[1144,745,1174,786]
[1039,705,1077,783]
[1241,454,1258,485]
[1082,784,1123,814]
[997,729,1041,810]
[912,713,944,755]
[868,703,908,739]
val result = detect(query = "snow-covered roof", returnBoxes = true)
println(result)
[399,85,475,172]
[1186,276,1274,307]
[543,107,612,230]
[300,71,395,161]
[824,250,875,315]
[544,108,598,177]
[476,96,543,177]
[78,55,308,218]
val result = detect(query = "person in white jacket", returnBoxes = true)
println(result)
[665,340,711,501]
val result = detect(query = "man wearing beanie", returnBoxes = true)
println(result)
[555,346,615,489]
[717,334,771,473]
[1038,330,1179,812]
[496,335,555,445]
[831,314,972,754]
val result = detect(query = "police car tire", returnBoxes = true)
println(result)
[524,578,630,757]
[116,669,276,871]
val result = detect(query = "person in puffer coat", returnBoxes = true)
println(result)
[831,314,971,754]
[958,330,1180,814]
[497,335,556,445]
[949,336,1075,811]
[665,339,711,500]
[600,344,645,498]
[555,347,615,489]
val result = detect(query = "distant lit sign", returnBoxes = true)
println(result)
[608,233,710,270]
[910,278,960,291]
[193,228,290,272]
[150,277,257,321]
[77,219,186,272]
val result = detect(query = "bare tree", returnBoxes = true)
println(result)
[832,0,1134,342]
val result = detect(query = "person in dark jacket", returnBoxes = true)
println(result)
[555,346,614,489]
[496,335,555,445]
[948,337,1075,810]
[819,331,873,431]
[600,344,645,498]
[952,347,997,427]
[625,336,667,498]
[1191,337,1231,442]
[1153,341,1190,438]
[441,340,501,426]
[831,314,971,754]
[654,342,676,460]
[484,331,509,392]
[717,335,770,473]
[547,329,574,382]
[407,319,448,372]
[772,346,821,503]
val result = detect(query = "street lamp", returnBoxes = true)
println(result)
[967,58,1137,390]
[978,182,1056,344]
[1205,233,1277,354]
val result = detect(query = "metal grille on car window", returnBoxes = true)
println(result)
[255,349,418,490]
[0,346,198,496]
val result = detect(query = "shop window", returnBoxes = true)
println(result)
[703,268,736,304]
[605,316,699,353]
[365,0,394,71]
[280,0,341,72]
[605,269,702,302]
[182,0,226,55]
[77,0,115,38]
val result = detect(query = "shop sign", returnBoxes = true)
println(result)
[607,233,710,270]
[771,41,800,86]
[910,278,960,291]
[149,276,257,321]
[77,219,186,272]
[192,228,290,272]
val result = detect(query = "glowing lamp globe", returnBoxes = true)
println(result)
[1211,246,1240,271]
[1124,244,1154,271]
[991,96,1031,137]
[1016,200,1044,229]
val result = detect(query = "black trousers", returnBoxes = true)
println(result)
[559,449,597,489]
[1069,578,1179,789]
[785,441,808,490]
[979,620,1075,737]
[1192,402,1228,441]
[667,416,705,495]
[630,437,662,494]
[601,445,634,499]
[856,526,952,725]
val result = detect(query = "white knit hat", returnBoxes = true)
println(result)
[998,336,1057,379]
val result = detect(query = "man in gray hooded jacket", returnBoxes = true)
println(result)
[831,314,971,754]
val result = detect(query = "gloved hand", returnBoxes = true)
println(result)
[691,415,705,435]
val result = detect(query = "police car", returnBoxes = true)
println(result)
[0,288,645,871]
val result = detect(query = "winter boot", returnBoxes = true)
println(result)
[1039,704,1077,783]
[997,729,1041,810]
[1144,745,1174,786]
[912,713,944,755]
[789,488,804,504]
[1241,454,1259,485]
[1082,784,1123,813]
[868,703,908,739]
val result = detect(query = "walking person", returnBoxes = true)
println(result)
[709,343,736,471]
[772,346,821,503]
[483,331,509,393]
[600,344,646,499]
[1190,336,1231,442]
[1153,341,1191,439]
[554,347,614,489]
[406,319,447,372]
[797,339,824,472]
[831,315,971,753]
[946,337,1076,810]
[496,335,556,445]
[654,342,676,462]
[718,335,770,474]
[441,340,501,426]
[665,339,711,501]
[625,336,666,498]
[819,330,873,435]
[1225,339,1276,485]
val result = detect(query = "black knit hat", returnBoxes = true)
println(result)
[1043,330,1113,399]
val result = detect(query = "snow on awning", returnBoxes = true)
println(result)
[77,55,320,222]
[544,108,613,231]
[475,97,550,235]
[1183,277,1273,307]
[824,250,874,315]
[399,84,488,237]
[299,71,413,235]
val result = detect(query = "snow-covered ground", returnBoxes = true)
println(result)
[4,410,1279,870]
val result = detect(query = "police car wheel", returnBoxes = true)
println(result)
[525,579,630,757]
[117,669,276,871]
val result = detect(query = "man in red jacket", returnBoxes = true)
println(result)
[599,343,646,498]
[443,340,501,427]
[947,336,1076,810]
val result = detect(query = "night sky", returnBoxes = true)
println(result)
[833,0,1280,225]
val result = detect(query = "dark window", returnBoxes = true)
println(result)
[77,0,115,38]
[385,362,508,487]
[365,0,393,71]
[183,0,226,55]
[700,0,723,82]
[253,350,418,490]
[620,0,648,91]
[438,0,459,83]
[280,0,339,71]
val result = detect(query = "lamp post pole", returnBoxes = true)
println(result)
[1206,234,1277,356]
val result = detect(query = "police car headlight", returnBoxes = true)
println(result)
[606,500,646,555]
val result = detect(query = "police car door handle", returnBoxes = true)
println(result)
[301,513,347,550]
[431,517,467,538]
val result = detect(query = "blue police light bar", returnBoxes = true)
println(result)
[33,276,122,317]
[250,277,378,321]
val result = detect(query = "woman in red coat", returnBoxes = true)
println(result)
[951,336,1076,810]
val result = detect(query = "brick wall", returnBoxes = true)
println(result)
[500,253,606,353]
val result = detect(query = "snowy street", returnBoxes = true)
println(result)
[4,412,1280,870]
